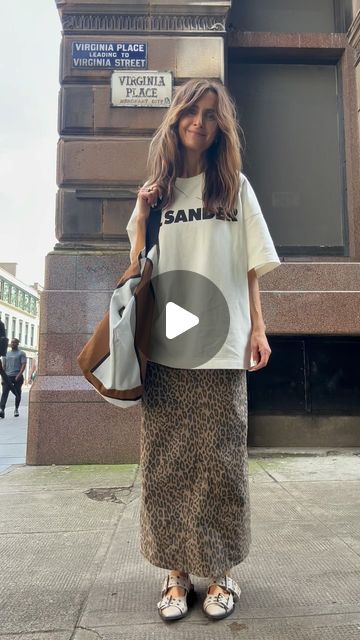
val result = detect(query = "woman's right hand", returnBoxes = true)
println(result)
[117,261,141,286]
[136,182,162,220]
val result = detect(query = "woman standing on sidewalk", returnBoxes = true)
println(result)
[126,79,280,622]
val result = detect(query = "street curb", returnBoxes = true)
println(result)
[248,447,360,457]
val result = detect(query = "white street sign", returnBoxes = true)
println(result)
[111,70,173,107]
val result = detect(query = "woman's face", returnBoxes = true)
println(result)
[178,91,219,156]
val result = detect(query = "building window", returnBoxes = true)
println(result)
[25,322,29,346]
[4,315,9,335]
[30,324,35,347]
[17,290,24,309]
[228,0,352,34]
[0,281,38,314]
[18,320,23,344]
[228,62,345,255]
[11,317,16,340]
[3,282,10,303]
[24,294,30,313]
[30,297,37,316]
[10,286,18,307]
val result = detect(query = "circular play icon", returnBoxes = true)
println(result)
[143,270,230,369]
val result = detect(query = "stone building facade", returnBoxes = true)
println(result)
[349,2,360,131]
[27,0,360,464]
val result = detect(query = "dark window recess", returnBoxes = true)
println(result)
[248,338,307,414]
[309,338,360,415]
[227,0,352,34]
[228,62,345,256]
[248,336,360,415]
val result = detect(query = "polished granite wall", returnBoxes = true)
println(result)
[27,1,360,463]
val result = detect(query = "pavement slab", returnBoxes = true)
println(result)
[0,458,28,467]
[248,482,314,523]
[0,455,359,638]
[0,464,138,493]
[0,443,27,457]
[0,429,27,445]
[0,489,122,534]
[0,529,113,635]
[0,634,72,640]
[247,459,274,484]
[78,462,360,636]
[0,388,28,471]
[257,455,360,482]
[72,612,360,640]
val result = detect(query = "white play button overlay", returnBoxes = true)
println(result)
[141,270,230,368]
[166,302,199,340]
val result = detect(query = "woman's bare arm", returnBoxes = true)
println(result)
[247,268,271,370]
[130,216,147,265]
[247,268,266,332]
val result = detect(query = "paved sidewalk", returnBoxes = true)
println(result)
[0,452,359,639]
[0,387,28,472]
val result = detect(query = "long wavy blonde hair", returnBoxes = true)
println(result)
[146,79,243,214]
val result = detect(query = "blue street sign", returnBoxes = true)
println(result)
[72,42,148,69]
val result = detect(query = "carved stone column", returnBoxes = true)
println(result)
[26,0,232,464]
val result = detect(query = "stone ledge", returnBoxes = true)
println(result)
[38,288,360,335]
[43,254,360,292]
[56,0,231,17]
[262,291,360,334]
[228,31,347,49]
[61,13,229,33]
[30,375,108,402]
[248,447,360,457]
[248,415,360,447]
[261,262,360,291]
[56,1,232,33]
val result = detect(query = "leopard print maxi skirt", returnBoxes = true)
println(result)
[139,361,251,578]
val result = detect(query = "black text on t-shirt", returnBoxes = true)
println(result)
[162,207,238,225]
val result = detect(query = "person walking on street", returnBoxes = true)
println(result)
[0,319,5,340]
[125,79,280,622]
[0,338,27,418]
[0,319,7,357]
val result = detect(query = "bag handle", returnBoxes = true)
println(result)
[145,204,162,254]
[115,204,162,288]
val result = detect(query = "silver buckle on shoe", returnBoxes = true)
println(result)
[216,593,230,607]
[211,575,241,601]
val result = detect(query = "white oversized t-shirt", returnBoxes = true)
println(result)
[126,172,280,370]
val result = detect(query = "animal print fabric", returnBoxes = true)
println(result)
[139,361,251,577]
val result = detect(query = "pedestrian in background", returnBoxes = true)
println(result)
[0,319,7,357]
[0,338,27,418]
